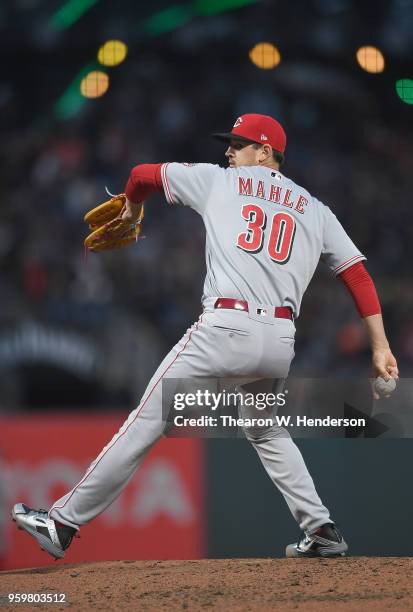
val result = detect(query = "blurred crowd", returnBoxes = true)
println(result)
[1,26,412,411]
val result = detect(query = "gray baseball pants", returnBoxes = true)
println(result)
[49,298,330,533]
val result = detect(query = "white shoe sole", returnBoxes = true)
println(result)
[285,543,347,558]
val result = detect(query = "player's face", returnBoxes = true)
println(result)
[225,140,260,167]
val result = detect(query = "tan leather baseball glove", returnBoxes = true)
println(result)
[84,194,144,252]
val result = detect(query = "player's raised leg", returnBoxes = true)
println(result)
[11,315,214,559]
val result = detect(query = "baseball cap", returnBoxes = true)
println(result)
[212,113,287,154]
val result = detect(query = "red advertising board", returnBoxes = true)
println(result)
[0,415,205,569]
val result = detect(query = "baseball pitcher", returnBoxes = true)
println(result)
[12,114,398,559]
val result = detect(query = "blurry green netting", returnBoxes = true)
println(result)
[54,63,98,119]
[51,0,100,31]
[143,5,194,35]
[143,0,257,35]
[194,0,257,16]
[54,0,257,119]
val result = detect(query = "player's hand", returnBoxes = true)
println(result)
[371,348,399,399]
[122,198,144,223]
[371,347,399,380]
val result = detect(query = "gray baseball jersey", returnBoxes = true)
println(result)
[161,163,365,316]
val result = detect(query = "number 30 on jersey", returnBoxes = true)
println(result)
[236,204,296,264]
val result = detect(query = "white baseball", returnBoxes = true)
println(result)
[373,376,396,398]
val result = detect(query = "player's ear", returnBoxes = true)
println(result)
[259,144,272,163]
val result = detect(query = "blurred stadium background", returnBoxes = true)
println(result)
[1,0,412,569]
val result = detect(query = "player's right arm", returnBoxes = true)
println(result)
[361,314,399,381]
[338,262,398,383]
[320,203,399,389]
[337,259,399,400]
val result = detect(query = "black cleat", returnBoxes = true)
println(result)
[286,522,348,558]
[11,503,77,560]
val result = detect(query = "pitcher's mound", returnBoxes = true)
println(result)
[1,557,412,610]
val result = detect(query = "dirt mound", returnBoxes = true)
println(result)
[1,557,412,611]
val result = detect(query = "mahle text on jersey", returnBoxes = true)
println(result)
[238,177,308,215]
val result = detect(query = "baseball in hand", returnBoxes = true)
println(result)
[373,376,396,398]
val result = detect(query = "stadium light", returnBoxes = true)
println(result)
[98,40,128,67]
[249,43,281,70]
[396,79,413,105]
[80,71,109,98]
[356,46,385,74]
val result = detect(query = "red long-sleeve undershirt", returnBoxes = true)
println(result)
[124,164,381,318]
[125,163,163,202]
[338,261,381,317]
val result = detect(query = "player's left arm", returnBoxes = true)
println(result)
[122,163,164,221]
[122,161,219,218]
[122,199,144,222]
[338,261,399,382]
